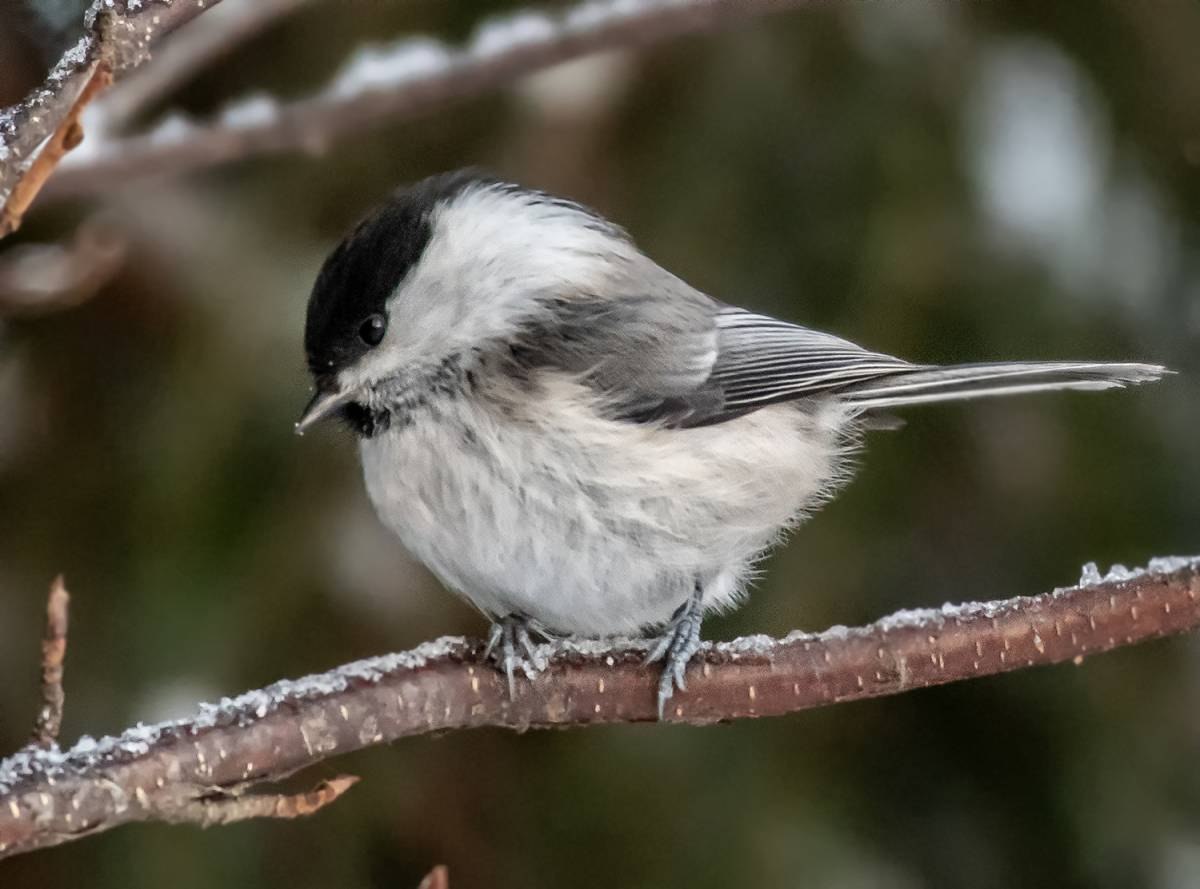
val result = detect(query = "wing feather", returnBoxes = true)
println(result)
[705,307,917,416]
[517,291,1163,429]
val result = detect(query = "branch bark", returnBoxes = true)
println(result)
[0,0,227,232]
[0,63,111,237]
[1,556,1197,860]
[41,0,814,202]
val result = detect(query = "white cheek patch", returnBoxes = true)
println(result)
[345,181,637,391]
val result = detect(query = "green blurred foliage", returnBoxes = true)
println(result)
[1,1,1199,887]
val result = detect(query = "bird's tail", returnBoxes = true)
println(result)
[839,361,1168,411]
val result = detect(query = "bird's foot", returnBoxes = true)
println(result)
[483,614,552,698]
[645,586,704,719]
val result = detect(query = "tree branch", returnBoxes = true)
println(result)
[1,555,1197,859]
[42,0,814,202]
[0,62,111,237]
[98,0,316,133]
[0,213,127,316]
[0,0,228,233]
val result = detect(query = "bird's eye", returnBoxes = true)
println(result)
[359,313,387,346]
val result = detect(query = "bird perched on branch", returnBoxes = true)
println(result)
[297,170,1166,717]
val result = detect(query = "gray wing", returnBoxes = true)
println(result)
[519,292,1165,426]
[522,287,917,426]
[518,289,720,423]
[702,306,918,423]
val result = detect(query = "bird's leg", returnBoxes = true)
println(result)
[645,582,705,719]
[483,614,551,698]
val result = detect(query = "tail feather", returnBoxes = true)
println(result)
[840,361,1168,411]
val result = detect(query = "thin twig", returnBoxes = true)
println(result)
[0,62,111,237]
[169,775,359,827]
[42,0,815,201]
[417,865,450,889]
[31,577,70,749]
[0,556,1196,859]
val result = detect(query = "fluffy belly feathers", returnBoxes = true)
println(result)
[360,379,852,636]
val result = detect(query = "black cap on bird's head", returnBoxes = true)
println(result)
[296,168,627,433]
[296,170,494,433]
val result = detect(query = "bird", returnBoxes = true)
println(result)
[297,169,1167,717]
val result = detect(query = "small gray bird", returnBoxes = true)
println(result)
[297,170,1165,716]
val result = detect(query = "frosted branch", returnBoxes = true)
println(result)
[1,555,1197,859]
[0,0,228,236]
[42,0,814,201]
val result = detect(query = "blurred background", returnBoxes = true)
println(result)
[1,1,1199,886]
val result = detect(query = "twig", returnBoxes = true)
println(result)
[42,0,815,201]
[0,555,1196,859]
[0,63,111,237]
[169,775,359,827]
[31,577,70,749]
[0,0,228,234]
[417,865,450,889]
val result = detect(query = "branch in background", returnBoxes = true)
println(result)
[0,214,127,316]
[3,578,359,855]
[1,556,1197,859]
[99,0,316,133]
[418,866,450,889]
[43,0,814,201]
[0,0,228,234]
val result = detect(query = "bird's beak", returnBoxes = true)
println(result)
[294,384,354,435]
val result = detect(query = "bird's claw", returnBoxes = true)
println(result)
[645,587,704,719]
[484,615,551,698]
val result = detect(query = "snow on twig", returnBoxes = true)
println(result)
[1,554,1197,858]
[0,0,230,236]
[44,0,814,200]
